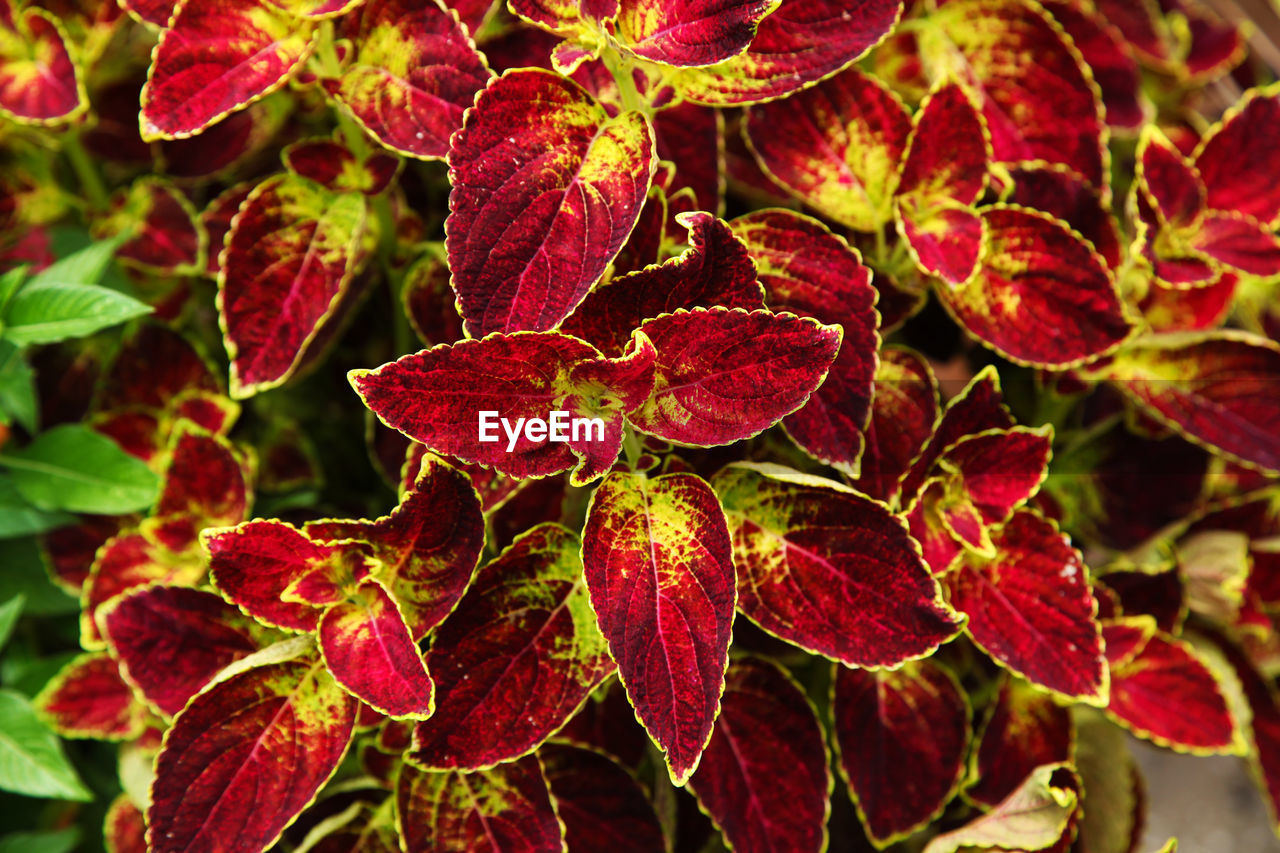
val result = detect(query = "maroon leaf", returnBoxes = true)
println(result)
[410,524,614,768]
[446,68,655,337]
[732,209,879,474]
[34,653,147,741]
[615,0,777,67]
[541,743,666,853]
[689,657,831,853]
[947,510,1107,703]
[833,659,970,845]
[0,5,84,123]
[714,462,962,666]
[967,677,1073,807]
[582,470,736,784]
[1195,84,1280,225]
[852,347,939,502]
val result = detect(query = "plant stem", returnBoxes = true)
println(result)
[600,46,648,116]
[63,134,108,211]
[622,427,643,469]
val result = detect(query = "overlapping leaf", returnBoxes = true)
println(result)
[140,0,314,139]
[967,677,1073,807]
[93,179,204,275]
[689,657,830,853]
[34,653,148,741]
[147,655,358,853]
[540,743,666,853]
[731,209,878,474]
[1195,84,1280,225]
[351,330,656,485]
[924,764,1079,853]
[947,510,1108,703]
[446,69,655,337]
[852,347,939,502]
[834,659,969,845]
[219,173,367,397]
[0,3,85,124]
[714,462,961,665]
[410,524,613,768]
[323,0,492,160]
[628,307,841,447]
[582,469,736,784]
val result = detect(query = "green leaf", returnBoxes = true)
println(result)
[0,342,37,433]
[0,595,23,651]
[0,538,77,617]
[0,477,71,538]
[0,269,26,315]
[1,425,159,514]
[1,282,151,346]
[0,689,91,801]
[0,827,80,853]
[27,235,124,289]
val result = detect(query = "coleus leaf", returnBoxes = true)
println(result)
[323,0,492,161]
[200,183,253,278]
[1190,211,1280,277]
[935,424,1054,528]
[154,424,251,529]
[745,67,911,232]
[967,677,1074,807]
[96,324,220,413]
[946,509,1108,703]
[282,139,401,196]
[1003,164,1122,270]
[894,82,991,285]
[582,469,736,784]
[1194,83,1280,226]
[0,4,85,124]
[731,209,879,475]
[140,0,315,140]
[34,653,148,741]
[652,103,724,213]
[506,0,615,37]
[106,795,147,853]
[317,577,434,719]
[851,346,939,502]
[714,462,961,665]
[560,211,764,357]
[99,584,261,718]
[396,755,565,852]
[1218,637,1280,832]
[920,0,1107,188]
[1094,331,1280,474]
[305,455,484,640]
[1137,126,1205,230]
[147,653,358,853]
[833,659,970,845]
[410,523,614,768]
[1101,618,1239,753]
[93,178,205,275]
[540,743,666,853]
[936,206,1132,367]
[689,657,830,853]
[118,0,172,26]
[402,255,465,348]
[1072,708,1141,853]
[351,330,656,485]
[613,0,778,67]
[446,68,656,337]
[675,0,904,106]
[219,174,367,398]
[1040,0,1145,131]
[628,308,841,447]
[923,764,1079,853]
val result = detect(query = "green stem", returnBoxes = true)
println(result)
[622,427,643,469]
[600,46,648,116]
[63,134,108,211]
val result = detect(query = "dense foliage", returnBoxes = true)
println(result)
[0,0,1278,850]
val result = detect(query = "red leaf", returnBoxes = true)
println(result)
[851,347,939,502]
[155,425,250,529]
[1041,0,1145,130]
[1191,211,1280,276]
[714,462,962,666]
[1195,84,1280,225]
[689,657,831,853]
[541,743,666,853]
[561,212,764,356]
[220,174,367,397]
[34,653,147,741]
[947,510,1107,703]
[1137,126,1205,230]
[396,756,565,852]
[402,255,465,348]
[206,520,370,631]
[937,207,1132,367]
[96,179,205,275]
[318,578,434,719]
[615,0,777,67]
[323,0,492,160]
[1103,619,1238,753]
[629,307,840,447]
[1004,165,1122,269]
[652,103,724,213]
[200,183,252,278]
[833,659,970,844]
[100,585,261,717]
[446,68,655,337]
[305,456,484,640]
[352,330,656,485]
[410,524,614,768]
[97,324,221,412]
[582,470,736,783]
[140,0,314,140]
[1097,332,1280,474]
[936,425,1054,527]
[118,0,172,26]
[283,139,401,195]
[677,0,904,106]
[732,209,879,474]
[105,795,147,853]
[0,6,84,123]
[745,67,911,232]
[147,656,358,853]
[967,677,1073,807]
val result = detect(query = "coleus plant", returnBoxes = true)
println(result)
[3,0,1280,850]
